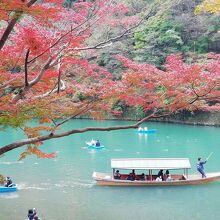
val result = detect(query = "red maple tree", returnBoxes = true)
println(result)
[0,0,220,159]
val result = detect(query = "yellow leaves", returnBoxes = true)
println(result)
[195,0,220,14]
[0,174,5,184]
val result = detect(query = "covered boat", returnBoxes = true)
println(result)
[92,158,220,186]
[0,184,17,192]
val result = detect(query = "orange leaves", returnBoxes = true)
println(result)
[89,111,104,120]
[24,126,55,138]
[0,1,27,19]
[19,146,57,160]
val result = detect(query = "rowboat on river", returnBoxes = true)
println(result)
[85,140,104,149]
[137,127,157,134]
[92,158,220,186]
[137,129,157,134]
[0,184,17,192]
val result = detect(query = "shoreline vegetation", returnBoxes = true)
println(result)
[80,111,220,127]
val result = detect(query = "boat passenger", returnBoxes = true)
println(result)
[157,170,163,178]
[131,169,136,180]
[139,173,146,181]
[96,140,101,147]
[28,208,37,220]
[114,170,121,179]
[4,177,13,187]
[127,173,135,181]
[197,157,207,178]
[166,174,172,181]
[155,176,162,181]
[163,170,169,181]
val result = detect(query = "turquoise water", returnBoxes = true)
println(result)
[0,119,220,220]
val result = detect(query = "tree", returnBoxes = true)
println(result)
[0,0,220,159]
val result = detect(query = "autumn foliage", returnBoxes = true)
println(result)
[195,0,220,14]
[0,0,220,159]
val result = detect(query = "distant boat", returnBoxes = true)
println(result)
[0,184,17,192]
[92,158,220,186]
[85,141,104,149]
[138,129,157,134]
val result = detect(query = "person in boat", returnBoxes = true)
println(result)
[96,140,101,147]
[114,170,121,179]
[28,208,37,220]
[4,177,13,187]
[197,157,207,178]
[157,170,163,178]
[140,173,146,181]
[163,170,169,181]
[131,169,136,180]
[166,174,172,181]
[155,176,162,181]
[127,173,135,181]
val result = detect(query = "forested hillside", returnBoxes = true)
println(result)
[64,0,220,69]
[64,0,220,125]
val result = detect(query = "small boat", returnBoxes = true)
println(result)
[92,158,220,186]
[0,184,17,192]
[85,141,104,149]
[138,129,157,134]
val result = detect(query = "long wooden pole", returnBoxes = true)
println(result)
[206,152,213,161]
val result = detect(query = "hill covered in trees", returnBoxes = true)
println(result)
[65,0,220,69]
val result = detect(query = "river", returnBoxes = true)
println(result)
[0,119,220,220]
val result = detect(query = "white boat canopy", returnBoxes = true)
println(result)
[111,158,191,170]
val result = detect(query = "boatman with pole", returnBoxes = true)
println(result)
[197,152,213,178]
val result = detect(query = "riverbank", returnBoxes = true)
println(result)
[87,110,220,127]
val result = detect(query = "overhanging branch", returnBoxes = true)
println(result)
[0,111,169,156]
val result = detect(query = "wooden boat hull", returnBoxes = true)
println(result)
[0,184,17,192]
[92,172,220,186]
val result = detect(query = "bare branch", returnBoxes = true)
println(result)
[12,56,53,103]
[70,9,156,51]
[0,111,170,155]
[24,48,30,87]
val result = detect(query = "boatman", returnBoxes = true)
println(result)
[96,140,101,147]
[197,157,207,178]
[4,177,13,187]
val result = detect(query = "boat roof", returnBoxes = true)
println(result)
[111,158,191,170]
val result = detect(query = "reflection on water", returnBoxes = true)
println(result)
[0,120,220,220]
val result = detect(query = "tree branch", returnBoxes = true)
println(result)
[0,0,38,50]
[24,48,30,87]
[0,111,169,155]
[70,9,156,51]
